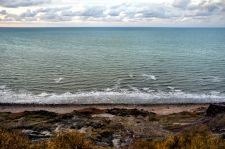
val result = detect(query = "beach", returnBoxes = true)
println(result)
[0,103,209,115]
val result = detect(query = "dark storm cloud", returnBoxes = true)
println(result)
[0,0,50,8]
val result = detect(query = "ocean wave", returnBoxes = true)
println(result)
[142,74,157,80]
[128,85,140,92]
[200,76,223,83]
[113,79,122,90]
[129,73,134,78]
[167,86,175,90]
[0,88,225,104]
[209,76,222,83]
[54,77,64,83]
[0,85,6,89]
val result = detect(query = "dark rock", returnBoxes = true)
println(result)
[23,110,58,118]
[207,114,225,134]
[206,104,225,116]
[107,108,152,117]
[22,129,52,141]
[73,108,106,115]
[89,121,105,129]
[96,131,113,147]
[72,119,105,129]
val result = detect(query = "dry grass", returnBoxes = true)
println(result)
[131,126,225,149]
[47,131,93,149]
[0,126,225,149]
[0,129,95,149]
[0,129,30,149]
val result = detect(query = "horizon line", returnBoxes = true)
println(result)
[0,26,225,28]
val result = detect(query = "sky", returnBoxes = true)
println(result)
[0,0,225,27]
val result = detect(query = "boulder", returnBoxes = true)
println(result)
[206,104,225,116]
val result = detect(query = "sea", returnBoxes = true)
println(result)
[0,27,225,104]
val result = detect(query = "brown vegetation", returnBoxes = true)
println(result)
[131,126,225,149]
[0,126,225,149]
[0,129,94,149]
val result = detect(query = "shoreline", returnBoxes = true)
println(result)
[0,103,210,115]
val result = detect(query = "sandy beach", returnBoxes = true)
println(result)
[0,103,209,115]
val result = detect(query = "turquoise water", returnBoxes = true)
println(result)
[0,28,225,104]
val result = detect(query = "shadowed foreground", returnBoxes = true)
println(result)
[0,127,225,149]
[0,104,225,149]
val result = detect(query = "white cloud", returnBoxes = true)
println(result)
[0,0,50,8]
[0,0,225,27]
[173,0,190,8]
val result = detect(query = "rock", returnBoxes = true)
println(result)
[107,108,152,117]
[23,110,58,117]
[92,113,115,119]
[112,138,120,148]
[206,104,225,116]
[73,108,106,115]
[78,127,89,133]
[96,131,114,147]
[22,129,52,141]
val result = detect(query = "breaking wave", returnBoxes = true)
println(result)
[0,87,225,104]
[142,74,157,80]
[54,77,64,83]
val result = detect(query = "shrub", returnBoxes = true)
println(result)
[47,131,93,149]
[131,126,225,149]
[0,129,95,149]
[0,129,30,149]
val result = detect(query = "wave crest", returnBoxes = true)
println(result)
[0,88,224,104]
[142,74,157,80]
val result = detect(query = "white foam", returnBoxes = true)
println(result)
[142,87,149,91]
[167,86,175,90]
[104,88,113,92]
[129,73,134,78]
[38,92,50,97]
[142,74,157,80]
[54,77,63,83]
[0,88,225,104]
[128,85,140,92]
[210,91,220,95]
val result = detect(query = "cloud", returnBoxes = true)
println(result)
[135,4,178,19]
[7,7,71,21]
[39,8,73,22]
[186,0,225,17]
[0,10,7,15]
[80,6,106,18]
[1,1,225,27]
[173,0,190,9]
[0,0,50,8]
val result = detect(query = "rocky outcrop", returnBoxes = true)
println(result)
[106,108,153,117]
[206,104,225,116]
[0,107,209,148]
